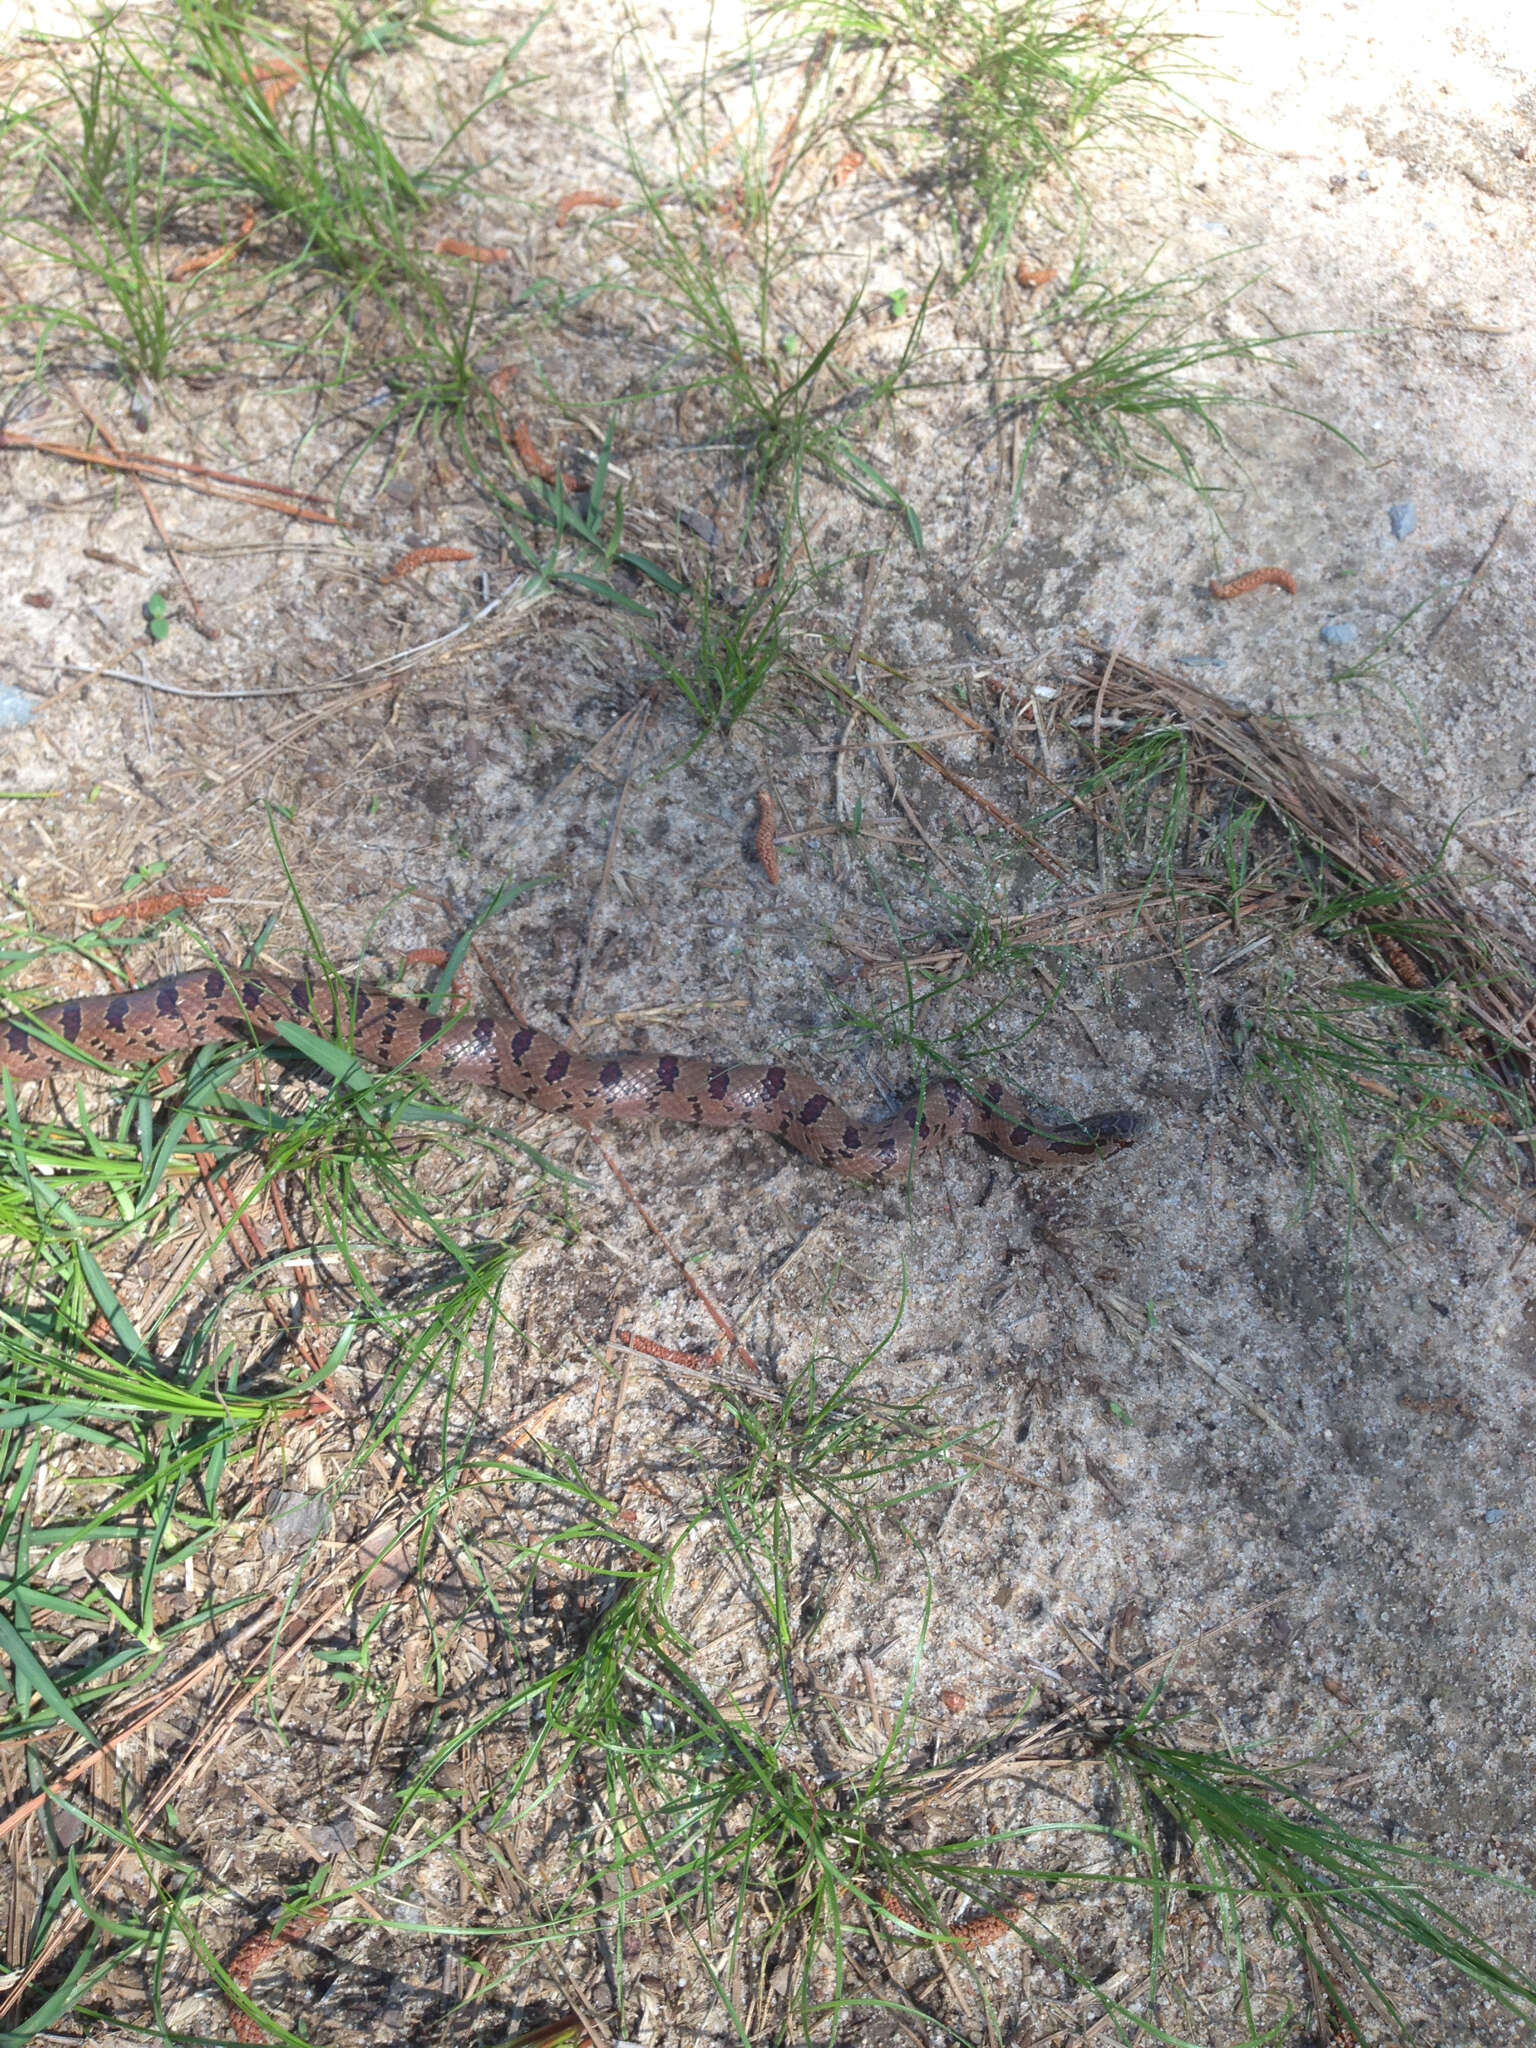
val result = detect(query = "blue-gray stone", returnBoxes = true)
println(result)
[0,686,33,732]
[1388,501,1417,539]
[1319,622,1358,647]
[1485,1507,1504,1525]
[259,1490,331,1555]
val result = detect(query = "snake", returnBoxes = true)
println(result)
[0,965,1142,1181]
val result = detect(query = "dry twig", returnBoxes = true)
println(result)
[754,788,780,885]
[1425,506,1511,648]
[0,431,340,524]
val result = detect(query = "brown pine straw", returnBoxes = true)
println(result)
[818,668,1072,882]
[841,878,1305,978]
[0,430,341,524]
[1065,643,1536,1138]
[0,1575,357,2023]
[69,390,211,632]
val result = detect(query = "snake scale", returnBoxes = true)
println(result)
[0,966,1142,1181]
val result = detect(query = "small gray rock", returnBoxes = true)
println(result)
[1319,622,1358,647]
[47,1800,88,1850]
[308,1814,358,1855]
[1388,501,1417,539]
[0,685,34,732]
[259,1490,330,1556]
[1485,1507,1504,1525]
[677,506,719,546]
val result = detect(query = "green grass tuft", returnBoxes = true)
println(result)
[778,0,1199,280]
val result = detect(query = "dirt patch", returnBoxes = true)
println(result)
[1,0,1533,2041]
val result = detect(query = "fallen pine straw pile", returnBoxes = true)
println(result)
[1064,643,1536,1183]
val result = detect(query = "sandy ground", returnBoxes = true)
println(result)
[1,0,1534,2040]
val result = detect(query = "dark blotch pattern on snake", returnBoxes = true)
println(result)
[0,967,1143,1181]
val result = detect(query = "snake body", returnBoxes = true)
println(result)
[0,967,1141,1181]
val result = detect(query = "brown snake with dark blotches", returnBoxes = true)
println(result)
[0,966,1142,1180]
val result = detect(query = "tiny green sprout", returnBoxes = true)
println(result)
[1108,1398,1132,1425]
[144,592,169,641]
[145,592,167,617]
[147,615,169,641]
[888,288,908,320]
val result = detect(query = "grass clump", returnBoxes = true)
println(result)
[0,900,1533,2042]
[778,0,1196,279]
[7,31,193,384]
[657,578,789,732]
[0,895,539,1744]
[5,1,523,391]
[609,29,927,546]
[994,260,1347,494]
[1115,1726,1536,2039]
[1063,649,1536,1215]
[624,182,927,543]
[157,0,504,288]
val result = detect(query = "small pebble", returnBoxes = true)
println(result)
[259,1489,331,1556]
[1485,1507,1504,1525]
[1388,501,1417,539]
[0,685,34,732]
[677,506,719,547]
[1319,622,1358,647]
[308,1815,359,1855]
